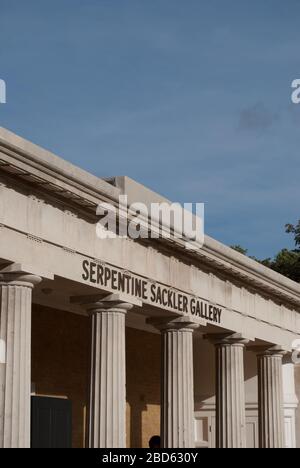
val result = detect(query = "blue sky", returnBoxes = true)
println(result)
[0,0,300,258]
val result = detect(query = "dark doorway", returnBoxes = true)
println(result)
[31,396,72,448]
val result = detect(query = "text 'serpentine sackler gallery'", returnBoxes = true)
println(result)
[0,127,299,449]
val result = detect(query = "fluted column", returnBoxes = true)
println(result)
[208,333,249,448]
[0,270,41,448]
[74,295,133,448]
[149,317,198,448]
[257,347,285,448]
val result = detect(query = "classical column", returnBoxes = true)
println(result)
[0,269,41,448]
[149,316,198,448]
[208,333,249,448]
[257,346,285,449]
[74,295,133,448]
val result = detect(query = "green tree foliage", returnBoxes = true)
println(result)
[269,248,300,282]
[231,220,300,283]
[230,245,248,255]
[285,220,300,247]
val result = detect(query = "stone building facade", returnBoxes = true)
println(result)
[0,127,299,448]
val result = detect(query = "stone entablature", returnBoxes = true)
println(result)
[0,127,300,352]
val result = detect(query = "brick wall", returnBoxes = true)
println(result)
[31,305,91,448]
[126,327,161,448]
[31,305,161,448]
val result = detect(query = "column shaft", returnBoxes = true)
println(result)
[0,274,40,448]
[88,307,127,448]
[214,337,247,448]
[160,321,196,448]
[258,352,284,448]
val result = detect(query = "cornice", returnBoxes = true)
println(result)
[0,127,120,210]
[202,236,300,308]
[1,127,300,309]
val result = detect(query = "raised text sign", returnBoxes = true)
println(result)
[82,259,222,324]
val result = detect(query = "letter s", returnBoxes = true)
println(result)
[82,259,89,281]
[291,79,300,104]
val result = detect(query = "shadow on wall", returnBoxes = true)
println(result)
[193,336,261,409]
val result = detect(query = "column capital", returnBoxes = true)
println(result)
[0,264,41,288]
[0,263,52,286]
[147,315,199,332]
[251,344,287,358]
[205,332,250,346]
[71,292,135,314]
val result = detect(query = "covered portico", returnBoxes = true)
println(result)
[0,127,299,448]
